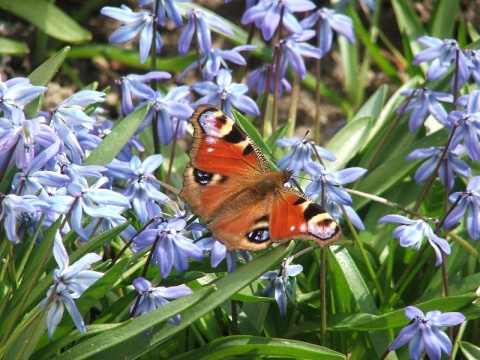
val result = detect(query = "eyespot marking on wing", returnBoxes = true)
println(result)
[193,168,228,186]
[194,168,213,185]
[247,227,270,243]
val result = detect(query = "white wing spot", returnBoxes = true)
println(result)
[289,225,295,231]
[205,136,217,144]
[299,224,307,233]
[207,147,214,153]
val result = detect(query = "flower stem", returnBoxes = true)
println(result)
[320,247,327,346]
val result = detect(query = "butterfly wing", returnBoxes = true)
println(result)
[179,105,269,225]
[185,105,270,177]
[270,187,342,248]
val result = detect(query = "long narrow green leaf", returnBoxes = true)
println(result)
[326,117,372,170]
[460,341,480,360]
[0,36,29,55]
[83,105,149,166]
[171,335,345,360]
[327,294,477,330]
[329,247,395,359]
[0,0,91,43]
[391,0,426,67]
[430,0,459,39]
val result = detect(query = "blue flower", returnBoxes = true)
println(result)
[406,145,471,191]
[323,194,365,231]
[464,49,480,86]
[397,87,452,131]
[178,8,233,56]
[261,256,303,317]
[280,30,321,79]
[66,177,131,241]
[132,216,203,278]
[0,194,50,243]
[179,45,256,81]
[443,176,480,240]
[118,71,171,115]
[247,64,291,96]
[0,110,58,169]
[389,306,465,360]
[0,76,47,117]
[192,69,259,118]
[412,37,472,90]
[50,91,106,164]
[138,86,193,145]
[131,277,192,324]
[106,155,170,223]
[275,136,335,176]
[101,5,161,64]
[300,7,355,57]
[139,0,191,28]
[304,162,366,205]
[39,234,103,340]
[378,215,450,266]
[12,142,66,198]
[447,91,480,161]
[192,223,252,273]
[241,0,316,41]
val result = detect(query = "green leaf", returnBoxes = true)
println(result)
[391,0,426,68]
[0,218,62,357]
[53,285,215,360]
[24,47,70,118]
[327,294,477,330]
[328,247,393,358]
[83,105,149,166]
[460,341,480,360]
[58,244,293,359]
[347,9,400,79]
[28,47,70,86]
[0,0,91,43]
[430,0,459,39]
[355,128,449,210]
[326,116,372,170]
[67,45,197,72]
[339,36,360,106]
[170,335,345,360]
[353,85,388,123]
[0,36,29,55]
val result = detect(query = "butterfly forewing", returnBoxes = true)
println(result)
[188,105,269,177]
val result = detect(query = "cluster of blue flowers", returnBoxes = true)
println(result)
[1,0,474,358]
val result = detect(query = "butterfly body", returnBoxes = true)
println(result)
[180,105,342,251]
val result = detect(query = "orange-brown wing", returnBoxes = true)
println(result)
[187,104,269,177]
[269,188,342,248]
[179,105,270,226]
[186,184,342,251]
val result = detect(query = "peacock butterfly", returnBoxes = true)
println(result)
[179,104,342,251]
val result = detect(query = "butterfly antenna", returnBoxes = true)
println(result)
[310,138,326,167]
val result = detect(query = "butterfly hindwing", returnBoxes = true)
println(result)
[271,188,342,247]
